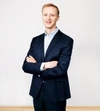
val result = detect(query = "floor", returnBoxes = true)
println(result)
[0,106,100,111]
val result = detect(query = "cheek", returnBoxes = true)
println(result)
[42,18,46,23]
[42,16,46,20]
[52,18,58,22]
[42,17,45,20]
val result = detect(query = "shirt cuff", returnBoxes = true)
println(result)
[40,62,45,71]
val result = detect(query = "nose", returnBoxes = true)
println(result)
[47,15,51,19]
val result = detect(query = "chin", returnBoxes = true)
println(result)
[45,24,54,28]
[46,27,54,29]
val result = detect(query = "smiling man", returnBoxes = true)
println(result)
[22,3,74,111]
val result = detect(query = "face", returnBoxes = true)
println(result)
[42,6,60,30]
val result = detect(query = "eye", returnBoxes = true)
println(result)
[51,14,54,17]
[43,14,47,16]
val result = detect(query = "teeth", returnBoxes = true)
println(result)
[46,21,51,24]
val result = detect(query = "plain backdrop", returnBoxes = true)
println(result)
[0,0,100,106]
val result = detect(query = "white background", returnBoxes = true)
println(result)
[0,0,100,106]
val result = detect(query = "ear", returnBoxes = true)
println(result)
[57,15,60,21]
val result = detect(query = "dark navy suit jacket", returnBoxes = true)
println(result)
[22,30,74,102]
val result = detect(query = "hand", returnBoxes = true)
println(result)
[26,55,36,63]
[44,61,58,70]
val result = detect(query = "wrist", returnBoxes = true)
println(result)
[43,63,47,70]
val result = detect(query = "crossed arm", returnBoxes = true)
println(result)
[23,38,73,79]
[26,55,58,70]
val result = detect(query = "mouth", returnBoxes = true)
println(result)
[45,21,52,24]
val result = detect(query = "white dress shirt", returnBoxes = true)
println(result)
[40,28,59,71]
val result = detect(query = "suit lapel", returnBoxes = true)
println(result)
[45,30,61,58]
[39,34,45,61]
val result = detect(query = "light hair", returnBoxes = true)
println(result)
[42,3,60,16]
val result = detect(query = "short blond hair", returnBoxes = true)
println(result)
[42,3,60,16]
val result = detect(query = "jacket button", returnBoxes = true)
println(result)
[38,75,40,77]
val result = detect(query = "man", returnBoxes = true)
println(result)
[22,3,74,111]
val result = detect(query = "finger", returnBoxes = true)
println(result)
[26,56,34,62]
[26,57,31,62]
[29,55,36,62]
[26,57,29,61]
[26,56,36,63]
[28,55,34,61]
[29,55,36,61]
[29,55,33,58]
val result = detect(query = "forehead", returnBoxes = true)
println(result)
[42,6,57,14]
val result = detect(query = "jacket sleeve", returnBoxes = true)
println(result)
[42,38,74,80]
[22,38,41,75]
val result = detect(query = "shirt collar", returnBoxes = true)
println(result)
[45,28,59,36]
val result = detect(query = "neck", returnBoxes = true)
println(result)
[45,26,57,35]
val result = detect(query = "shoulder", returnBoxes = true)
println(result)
[58,30,74,43]
[32,33,44,40]
[31,33,44,43]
